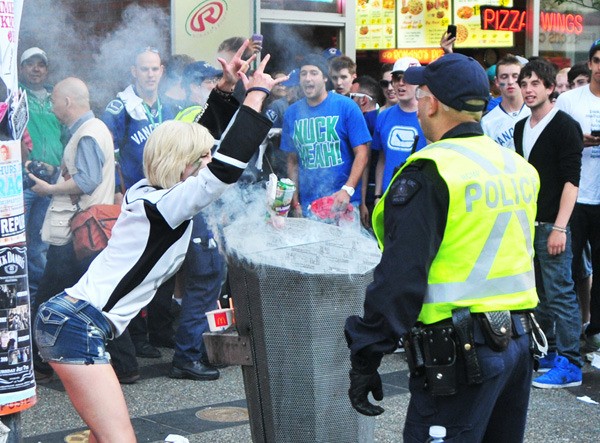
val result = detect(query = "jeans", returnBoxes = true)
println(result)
[32,243,96,374]
[570,203,600,336]
[534,223,582,366]
[35,292,113,364]
[403,326,533,442]
[172,213,224,366]
[23,188,51,303]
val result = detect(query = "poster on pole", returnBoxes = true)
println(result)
[0,0,36,414]
[0,0,22,96]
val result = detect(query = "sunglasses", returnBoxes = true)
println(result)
[415,87,433,101]
[379,79,391,88]
[391,72,405,82]
[350,92,373,101]
[136,46,160,56]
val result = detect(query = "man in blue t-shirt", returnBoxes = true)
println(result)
[281,55,371,218]
[372,57,427,201]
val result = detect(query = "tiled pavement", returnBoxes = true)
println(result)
[19,347,600,442]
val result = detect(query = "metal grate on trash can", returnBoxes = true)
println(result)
[224,218,381,443]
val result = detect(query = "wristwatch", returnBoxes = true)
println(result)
[341,185,355,197]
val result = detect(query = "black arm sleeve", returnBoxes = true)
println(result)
[197,91,240,139]
[345,160,449,367]
[207,105,273,184]
[557,112,583,187]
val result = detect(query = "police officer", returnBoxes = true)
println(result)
[345,53,542,442]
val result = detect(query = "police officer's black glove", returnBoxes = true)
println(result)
[348,368,385,416]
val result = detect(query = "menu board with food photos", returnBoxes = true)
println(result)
[359,0,516,50]
[356,0,397,50]
[453,0,514,48]
[396,0,452,47]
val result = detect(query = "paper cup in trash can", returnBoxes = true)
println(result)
[206,308,234,332]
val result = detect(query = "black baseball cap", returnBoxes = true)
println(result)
[404,53,489,112]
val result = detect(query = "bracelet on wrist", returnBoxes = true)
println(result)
[215,85,234,97]
[246,86,271,97]
[552,225,567,233]
[374,194,383,199]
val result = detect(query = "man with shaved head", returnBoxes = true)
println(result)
[28,77,115,382]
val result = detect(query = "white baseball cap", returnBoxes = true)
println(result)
[392,57,421,74]
[21,47,48,65]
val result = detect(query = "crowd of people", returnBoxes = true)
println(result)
[15,28,600,441]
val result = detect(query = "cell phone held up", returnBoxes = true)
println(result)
[591,130,600,137]
[250,33,263,54]
[447,24,457,40]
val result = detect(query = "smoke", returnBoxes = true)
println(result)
[18,2,335,110]
[88,4,169,109]
[262,23,332,73]
[19,0,168,111]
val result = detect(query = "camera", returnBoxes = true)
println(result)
[22,161,53,189]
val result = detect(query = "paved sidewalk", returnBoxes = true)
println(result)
[18,347,600,442]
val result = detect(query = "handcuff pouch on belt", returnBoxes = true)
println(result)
[478,310,512,352]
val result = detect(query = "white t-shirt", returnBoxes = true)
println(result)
[556,85,600,204]
[522,107,558,160]
[481,103,531,151]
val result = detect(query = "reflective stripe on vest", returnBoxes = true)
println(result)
[176,105,204,123]
[372,136,540,324]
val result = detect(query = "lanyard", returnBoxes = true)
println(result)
[142,99,163,127]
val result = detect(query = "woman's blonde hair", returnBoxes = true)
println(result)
[143,120,215,188]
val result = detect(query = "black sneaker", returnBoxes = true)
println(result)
[134,341,161,358]
[200,355,229,369]
[169,361,219,381]
[117,371,141,384]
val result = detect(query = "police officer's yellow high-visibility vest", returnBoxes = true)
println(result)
[176,105,203,122]
[372,135,540,324]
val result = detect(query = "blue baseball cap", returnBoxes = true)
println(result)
[282,69,300,87]
[404,53,489,112]
[183,61,223,83]
[322,47,342,60]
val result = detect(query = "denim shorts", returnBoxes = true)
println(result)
[34,292,114,364]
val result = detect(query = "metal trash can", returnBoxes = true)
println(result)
[207,218,381,443]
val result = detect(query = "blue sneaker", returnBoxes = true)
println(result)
[536,352,557,373]
[532,356,582,389]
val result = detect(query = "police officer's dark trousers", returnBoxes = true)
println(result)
[403,321,533,442]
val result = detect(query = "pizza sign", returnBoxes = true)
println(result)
[186,0,228,36]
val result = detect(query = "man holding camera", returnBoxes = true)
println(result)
[28,77,115,382]
[19,47,65,303]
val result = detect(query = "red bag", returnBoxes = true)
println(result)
[71,204,121,260]
[308,196,355,225]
